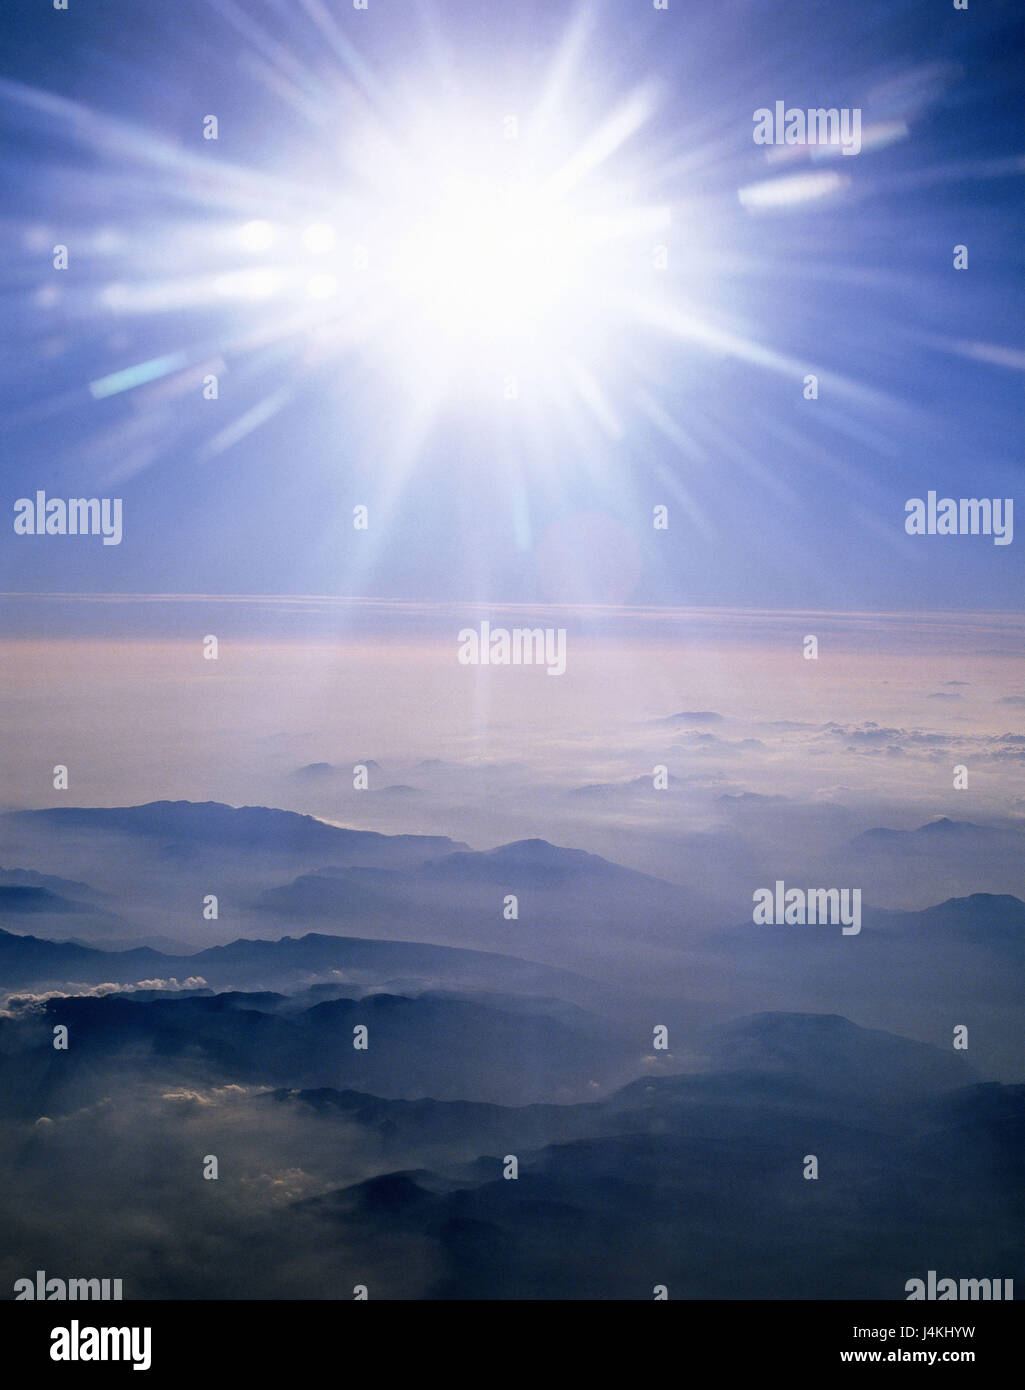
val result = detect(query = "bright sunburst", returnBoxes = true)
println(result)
[212,75,672,412]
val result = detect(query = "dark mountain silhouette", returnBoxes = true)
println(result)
[0,927,169,984]
[3,985,627,1105]
[282,1023,1024,1299]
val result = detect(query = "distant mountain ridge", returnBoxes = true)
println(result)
[852,817,1020,846]
[9,800,468,859]
[703,1011,976,1096]
[0,924,591,996]
[419,838,675,889]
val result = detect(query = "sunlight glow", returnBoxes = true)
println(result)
[322,88,672,399]
[239,219,276,252]
[391,175,596,350]
[301,222,337,254]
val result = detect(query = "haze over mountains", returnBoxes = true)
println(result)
[5,796,1023,927]
[1,788,1021,1298]
[3,799,1022,1064]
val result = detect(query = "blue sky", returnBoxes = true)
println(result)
[1,0,1022,619]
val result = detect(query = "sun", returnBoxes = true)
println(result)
[391,173,583,352]
[216,83,674,405]
[337,88,671,400]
